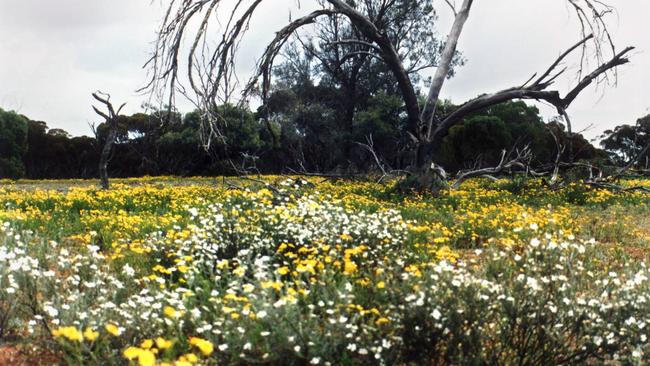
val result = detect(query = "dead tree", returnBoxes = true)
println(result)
[144,0,633,190]
[92,92,126,190]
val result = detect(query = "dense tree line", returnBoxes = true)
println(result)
[0,108,28,179]
[2,99,633,180]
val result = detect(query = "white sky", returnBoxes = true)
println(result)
[0,0,647,140]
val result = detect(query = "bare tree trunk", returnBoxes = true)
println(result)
[92,91,125,190]
[560,109,575,163]
[343,82,357,131]
[98,128,117,190]
[420,0,474,137]
[409,0,474,189]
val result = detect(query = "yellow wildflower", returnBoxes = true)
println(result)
[164,306,181,319]
[189,337,214,356]
[123,347,156,366]
[83,327,99,342]
[140,339,154,349]
[180,353,199,363]
[375,317,390,326]
[233,266,246,277]
[123,347,141,360]
[156,337,174,350]
[137,349,156,366]
[177,265,190,273]
[52,326,83,342]
[343,260,358,274]
[105,323,121,336]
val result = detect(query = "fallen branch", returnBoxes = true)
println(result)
[451,146,536,189]
[585,181,650,193]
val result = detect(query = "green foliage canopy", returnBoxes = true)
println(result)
[0,108,28,179]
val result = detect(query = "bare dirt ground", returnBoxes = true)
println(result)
[0,345,27,365]
[0,345,60,366]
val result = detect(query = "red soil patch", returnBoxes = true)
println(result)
[0,345,60,366]
[0,345,24,365]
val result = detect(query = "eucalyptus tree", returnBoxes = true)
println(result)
[274,0,460,130]
[145,0,634,189]
[601,114,650,169]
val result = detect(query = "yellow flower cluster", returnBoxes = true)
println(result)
[122,337,209,366]
[188,337,213,356]
[51,326,100,342]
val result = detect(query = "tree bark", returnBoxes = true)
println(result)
[92,91,125,190]
[406,0,474,186]
[98,128,117,190]
[420,0,474,140]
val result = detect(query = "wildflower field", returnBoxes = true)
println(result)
[1,176,650,365]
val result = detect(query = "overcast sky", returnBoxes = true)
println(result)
[0,0,647,140]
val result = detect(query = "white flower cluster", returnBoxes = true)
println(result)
[389,236,650,363]
[0,223,181,341]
